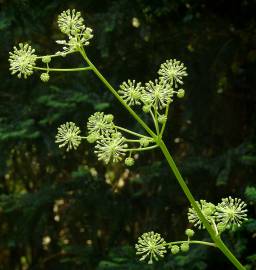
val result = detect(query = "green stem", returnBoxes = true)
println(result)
[115,125,151,139]
[34,66,92,72]
[124,139,144,143]
[36,51,77,59]
[125,145,158,152]
[168,240,216,248]
[149,108,159,135]
[160,104,169,137]
[158,139,245,270]
[79,48,157,140]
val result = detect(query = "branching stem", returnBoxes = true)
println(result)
[78,48,246,270]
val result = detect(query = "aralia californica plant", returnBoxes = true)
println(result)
[9,9,248,270]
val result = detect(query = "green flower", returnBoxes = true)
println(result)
[94,133,128,164]
[87,112,115,136]
[215,197,248,229]
[58,9,85,35]
[40,73,50,82]
[55,122,82,151]
[188,200,216,229]
[125,157,135,166]
[158,59,187,88]
[135,231,167,264]
[118,80,143,106]
[9,43,37,79]
[141,79,173,110]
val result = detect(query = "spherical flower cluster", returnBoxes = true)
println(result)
[55,122,82,151]
[142,79,173,110]
[94,133,128,164]
[58,9,85,35]
[188,200,216,229]
[40,73,50,82]
[9,43,37,79]
[135,231,167,264]
[215,197,248,229]
[118,80,144,106]
[125,157,135,166]
[158,59,187,88]
[87,112,115,136]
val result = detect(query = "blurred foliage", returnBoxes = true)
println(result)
[0,0,256,269]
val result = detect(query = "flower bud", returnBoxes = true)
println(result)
[171,245,180,254]
[86,133,99,143]
[185,229,195,238]
[42,56,52,64]
[142,105,151,113]
[139,137,150,147]
[177,89,185,98]
[158,114,167,124]
[40,73,50,82]
[180,243,190,252]
[125,157,135,166]
[105,114,114,123]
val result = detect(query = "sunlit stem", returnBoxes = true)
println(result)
[34,66,92,72]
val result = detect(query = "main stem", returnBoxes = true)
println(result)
[158,140,245,270]
[79,50,245,270]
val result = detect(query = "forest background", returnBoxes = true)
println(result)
[0,0,255,269]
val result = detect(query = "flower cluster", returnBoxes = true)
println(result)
[9,43,37,79]
[188,197,248,232]
[188,200,216,229]
[86,112,128,164]
[55,122,82,151]
[118,80,143,106]
[215,197,248,229]
[56,9,93,55]
[142,79,173,110]
[135,232,167,264]
[158,59,188,88]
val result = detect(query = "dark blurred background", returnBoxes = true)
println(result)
[0,0,256,269]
